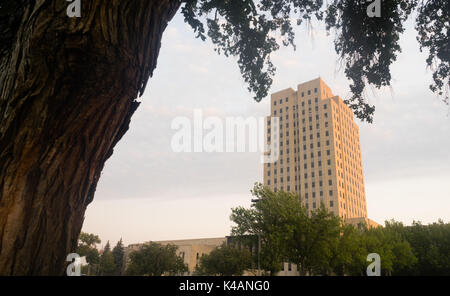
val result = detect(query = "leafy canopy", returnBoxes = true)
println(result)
[125,242,187,276]
[76,232,101,265]
[181,0,449,122]
[230,184,421,275]
[195,244,252,275]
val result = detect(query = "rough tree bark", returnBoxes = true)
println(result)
[0,0,180,275]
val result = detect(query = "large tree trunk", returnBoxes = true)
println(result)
[0,0,180,275]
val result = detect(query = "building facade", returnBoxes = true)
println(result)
[264,78,368,220]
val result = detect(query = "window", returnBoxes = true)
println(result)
[308,90,311,95]
[285,97,288,102]
[301,92,304,97]
[314,88,318,93]
[330,201,334,207]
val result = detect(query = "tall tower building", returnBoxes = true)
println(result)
[263,78,368,220]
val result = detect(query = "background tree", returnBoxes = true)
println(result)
[99,241,117,276]
[330,224,367,276]
[289,205,341,275]
[125,242,187,276]
[76,232,101,275]
[112,238,125,276]
[386,219,450,275]
[0,0,448,275]
[361,223,417,276]
[78,233,101,248]
[76,232,101,265]
[231,183,341,275]
[231,184,423,276]
[195,244,252,276]
[231,183,304,275]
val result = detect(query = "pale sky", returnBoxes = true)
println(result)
[81,13,450,248]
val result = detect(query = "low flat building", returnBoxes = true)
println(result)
[126,237,226,275]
